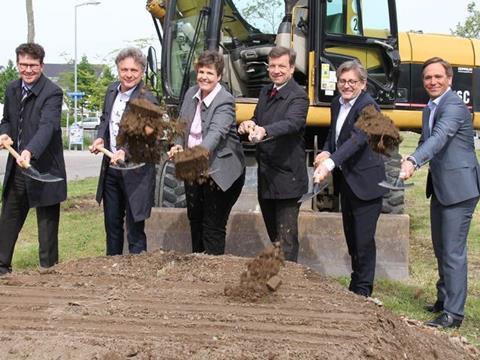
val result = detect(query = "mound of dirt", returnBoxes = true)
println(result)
[117,97,184,164]
[355,104,403,155]
[0,251,477,359]
[174,145,210,183]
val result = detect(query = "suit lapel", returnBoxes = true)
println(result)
[337,92,366,145]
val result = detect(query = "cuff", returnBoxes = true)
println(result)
[324,158,335,171]
[407,155,419,169]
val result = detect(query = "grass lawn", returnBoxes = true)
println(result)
[2,131,480,346]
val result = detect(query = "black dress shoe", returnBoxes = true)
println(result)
[425,313,462,329]
[424,300,444,313]
[0,266,11,276]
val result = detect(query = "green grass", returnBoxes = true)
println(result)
[9,177,105,269]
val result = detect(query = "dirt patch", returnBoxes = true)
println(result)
[61,195,98,212]
[355,104,403,155]
[0,251,478,359]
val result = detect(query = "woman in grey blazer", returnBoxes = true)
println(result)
[169,50,245,255]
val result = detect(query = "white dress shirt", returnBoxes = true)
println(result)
[109,84,137,152]
[324,96,359,171]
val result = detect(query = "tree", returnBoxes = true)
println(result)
[241,0,284,34]
[0,61,19,102]
[451,1,480,38]
[58,56,117,116]
[26,0,35,42]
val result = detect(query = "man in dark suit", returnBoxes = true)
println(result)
[314,60,387,297]
[90,47,157,256]
[0,43,67,275]
[238,46,308,262]
[400,57,480,328]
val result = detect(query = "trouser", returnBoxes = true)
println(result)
[103,167,146,256]
[185,171,245,255]
[431,193,478,319]
[0,170,59,271]
[258,197,301,262]
[339,175,382,297]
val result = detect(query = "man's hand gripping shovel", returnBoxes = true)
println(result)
[89,145,145,170]
[0,136,63,183]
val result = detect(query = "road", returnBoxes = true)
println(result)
[0,150,103,184]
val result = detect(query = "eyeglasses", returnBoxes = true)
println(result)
[338,79,360,86]
[17,63,41,70]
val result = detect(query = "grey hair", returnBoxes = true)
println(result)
[336,60,368,82]
[115,47,147,70]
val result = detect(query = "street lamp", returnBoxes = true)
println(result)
[73,1,101,130]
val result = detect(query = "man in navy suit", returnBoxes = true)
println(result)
[314,60,387,297]
[0,43,67,275]
[401,57,480,328]
[90,47,157,256]
[238,47,308,262]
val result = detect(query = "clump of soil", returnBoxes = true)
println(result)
[355,104,403,155]
[224,244,284,302]
[174,145,210,182]
[117,97,184,163]
[0,251,478,359]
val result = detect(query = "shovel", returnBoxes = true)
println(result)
[3,142,63,183]
[378,177,414,191]
[298,181,328,203]
[94,146,145,171]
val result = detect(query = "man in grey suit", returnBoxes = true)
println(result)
[90,47,157,255]
[0,43,67,275]
[400,57,480,328]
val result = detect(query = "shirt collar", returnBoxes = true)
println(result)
[429,87,450,108]
[273,81,288,91]
[116,83,137,97]
[193,83,222,107]
[339,94,359,107]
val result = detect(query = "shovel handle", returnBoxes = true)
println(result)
[3,141,30,169]
[95,146,127,167]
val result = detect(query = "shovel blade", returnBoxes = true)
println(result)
[378,180,414,191]
[110,160,145,171]
[298,182,328,203]
[21,166,63,183]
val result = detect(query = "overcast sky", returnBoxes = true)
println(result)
[0,0,475,66]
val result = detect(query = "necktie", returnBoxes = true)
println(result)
[269,87,278,99]
[18,86,30,150]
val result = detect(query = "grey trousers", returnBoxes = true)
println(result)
[430,194,479,318]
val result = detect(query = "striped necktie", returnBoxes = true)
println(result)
[18,86,30,150]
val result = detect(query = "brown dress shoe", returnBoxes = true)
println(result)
[425,313,462,329]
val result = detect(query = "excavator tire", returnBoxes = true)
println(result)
[155,160,186,208]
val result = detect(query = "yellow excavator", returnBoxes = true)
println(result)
[146,0,480,214]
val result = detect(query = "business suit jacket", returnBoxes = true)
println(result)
[252,79,308,199]
[179,85,245,191]
[324,91,387,201]
[95,81,157,222]
[0,74,67,207]
[412,89,480,205]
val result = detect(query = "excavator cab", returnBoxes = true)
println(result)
[153,0,400,111]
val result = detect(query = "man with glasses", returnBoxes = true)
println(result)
[314,60,386,297]
[238,46,309,262]
[0,43,67,275]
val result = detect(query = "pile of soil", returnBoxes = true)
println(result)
[355,105,403,155]
[0,251,477,359]
[117,97,184,163]
[174,145,210,183]
[225,243,284,302]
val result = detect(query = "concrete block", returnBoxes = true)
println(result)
[145,208,409,280]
